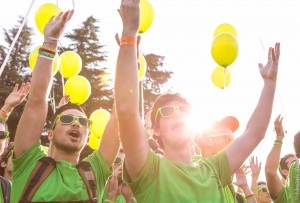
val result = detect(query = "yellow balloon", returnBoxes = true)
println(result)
[138,53,147,81]
[29,46,60,75]
[214,23,237,37]
[139,0,155,33]
[88,133,101,150]
[211,66,231,89]
[89,109,111,138]
[35,3,62,34]
[59,51,82,79]
[211,33,238,67]
[64,75,91,105]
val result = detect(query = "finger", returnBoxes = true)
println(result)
[275,42,280,59]
[48,16,55,23]
[115,33,120,46]
[13,83,19,92]
[137,35,141,45]
[61,10,71,23]
[268,47,272,61]
[54,12,63,21]
[258,63,263,70]
[66,10,74,22]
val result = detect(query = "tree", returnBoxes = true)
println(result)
[142,53,173,113]
[47,15,113,130]
[0,17,33,139]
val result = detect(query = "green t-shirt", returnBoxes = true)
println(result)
[102,190,127,203]
[0,177,11,203]
[123,150,231,202]
[11,141,111,202]
[224,184,237,203]
[274,159,300,203]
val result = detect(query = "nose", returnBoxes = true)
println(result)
[71,119,80,127]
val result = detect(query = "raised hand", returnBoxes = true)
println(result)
[249,156,261,180]
[274,114,284,139]
[119,0,140,36]
[3,83,30,112]
[57,95,70,109]
[258,43,280,82]
[44,10,74,40]
[233,167,248,188]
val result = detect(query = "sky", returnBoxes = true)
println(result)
[1,0,300,181]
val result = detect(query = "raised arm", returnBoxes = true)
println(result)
[0,83,30,120]
[249,156,261,199]
[114,0,149,181]
[14,10,74,158]
[234,167,257,203]
[265,114,284,199]
[99,104,120,166]
[226,43,280,174]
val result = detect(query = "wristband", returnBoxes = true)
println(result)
[245,194,255,200]
[120,36,136,46]
[0,114,8,121]
[274,139,283,146]
[0,108,10,117]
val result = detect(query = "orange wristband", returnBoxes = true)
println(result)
[0,108,10,117]
[120,36,136,46]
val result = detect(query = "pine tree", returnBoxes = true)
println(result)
[0,16,33,139]
[143,53,173,113]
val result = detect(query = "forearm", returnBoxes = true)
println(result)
[28,42,57,102]
[245,81,276,136]
[114,41,139,116]
[100,105,120,166]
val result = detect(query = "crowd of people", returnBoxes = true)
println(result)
[0,0,299,202]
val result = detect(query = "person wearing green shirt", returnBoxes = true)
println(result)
[114,0,280,202]
[266,122,300,203]
[196,116,239,203]
[11,10,120,202]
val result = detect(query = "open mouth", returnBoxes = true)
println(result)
[68,130,81,138]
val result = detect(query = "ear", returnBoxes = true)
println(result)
[48,130,54,141]
[282,169,289,177]
[0,161,7,168]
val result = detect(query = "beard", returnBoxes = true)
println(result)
[52,135,85,154]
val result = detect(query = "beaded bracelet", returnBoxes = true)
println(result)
[120,36,136,46]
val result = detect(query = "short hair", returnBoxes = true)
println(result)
[294,131,300,158]
[150,93,190,129]
[0,142,14,176]
[279,153,296,180]
[0,118,8,131]
[149,93,190,149]
[51,103,86,129]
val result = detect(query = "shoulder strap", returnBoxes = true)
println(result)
[76,161,97,202]
[0,176,11,203]
[19,157,56,202]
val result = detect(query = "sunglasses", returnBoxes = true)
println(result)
[52,114,92,129]
[258,187,269,193]
[0,131,9,140]
[155,105,191,124]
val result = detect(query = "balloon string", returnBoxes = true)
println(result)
[72,0,75,10]
[0,0,36,77]
[223,67,226,90]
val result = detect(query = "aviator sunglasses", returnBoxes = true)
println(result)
[154,105,191,124]
[0,131,9,140]
[52,114,92,129]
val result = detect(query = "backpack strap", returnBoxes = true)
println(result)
[76,161,97,202]
[0,176,11,203]
[19,157,56,202]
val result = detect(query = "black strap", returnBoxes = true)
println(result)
[76,161,97,202]
[0,176,10,203]
[19,158,98,203]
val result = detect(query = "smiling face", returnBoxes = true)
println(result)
[49,109,90,154]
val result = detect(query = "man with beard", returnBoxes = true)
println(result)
[11,10,119,202]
